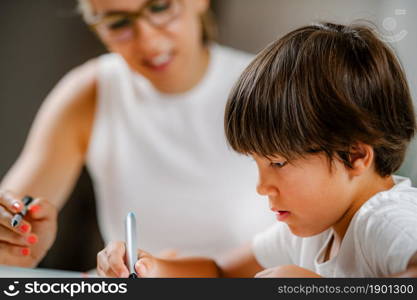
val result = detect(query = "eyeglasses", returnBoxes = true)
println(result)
[88,0,182,43]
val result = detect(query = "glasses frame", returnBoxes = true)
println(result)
[87,0,182,42]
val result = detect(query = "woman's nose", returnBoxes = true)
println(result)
[134,19,169,52]
[134,19,160,41]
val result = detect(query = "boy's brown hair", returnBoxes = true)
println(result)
[225,22,416,176]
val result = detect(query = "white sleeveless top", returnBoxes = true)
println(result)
[86,44,274,258]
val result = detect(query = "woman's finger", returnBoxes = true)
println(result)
[0,241,31,258]
[0,191,24,214]
[0,205,32,236]
[0,224,38,247]
[27,197,57,221]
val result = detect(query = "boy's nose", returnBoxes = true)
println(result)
[256,181,278,197]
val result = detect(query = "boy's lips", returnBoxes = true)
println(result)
[271,208,291,221]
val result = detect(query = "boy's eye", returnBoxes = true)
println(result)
[108,17,133,30]
[270,161,287,169]
[148,0,171,13]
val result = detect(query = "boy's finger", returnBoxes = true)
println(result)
[108,252,129,277]
[157,249,178,259]
[97,251,115,277]
[135,257,154,277]
[254,268,273,278]
[106,241,129,277]
[137,249,151,260]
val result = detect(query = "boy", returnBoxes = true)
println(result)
[97,22,417,277]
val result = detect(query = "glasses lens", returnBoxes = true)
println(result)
[96,15,135,42]
[107,16,133,30]
[144,0,180,26]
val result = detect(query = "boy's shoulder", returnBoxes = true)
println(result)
[357,176,417,218]
[351,176,417,275]
[353,176,417,230]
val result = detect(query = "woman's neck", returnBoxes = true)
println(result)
[153,45,210,94]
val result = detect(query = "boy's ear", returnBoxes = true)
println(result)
[347,143,374,177]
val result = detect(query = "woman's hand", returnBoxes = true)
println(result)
[255,265,322,278]
[0,191,58,267]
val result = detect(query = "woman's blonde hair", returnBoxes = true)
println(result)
[77,0,217,44]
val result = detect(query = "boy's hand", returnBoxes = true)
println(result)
[97,241,165,278]
[255,265,322,278]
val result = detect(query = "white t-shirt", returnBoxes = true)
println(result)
[253,176,417,277]
[86,44,274,259]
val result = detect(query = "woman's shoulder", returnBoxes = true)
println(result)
[95,52,125,68]
[212,44,254,71]
[51,58,99,115]
[206,44,254,90]
[38,58,100,153]
[215,44,254,60]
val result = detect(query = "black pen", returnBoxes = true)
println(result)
[11,196,34,228]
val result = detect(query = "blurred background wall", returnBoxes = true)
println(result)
[0,0,415,271]
[0,0,106,271]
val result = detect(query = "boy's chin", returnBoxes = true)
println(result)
[287,224,329,238]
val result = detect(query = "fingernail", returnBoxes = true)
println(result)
[19,224,30,233]
[21,248,30,256]
[12,201,22,212]
[27,235,37,244]
[29,205,40,214]
[120,270,129,278]
[136,260,149,276]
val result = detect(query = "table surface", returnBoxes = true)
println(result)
[0,265,97,278]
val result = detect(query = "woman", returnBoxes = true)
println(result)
[0,0,272,270]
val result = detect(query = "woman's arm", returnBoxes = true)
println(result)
[0,59,98,267]
[1,59,98,209]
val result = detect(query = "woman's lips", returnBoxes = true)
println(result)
[143,52,175,72]
[275,211,291,221]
